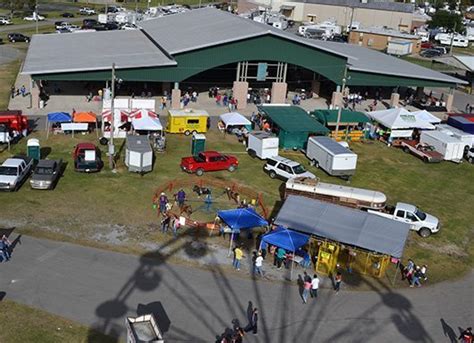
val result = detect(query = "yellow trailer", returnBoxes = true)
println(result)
[166,109,209,135]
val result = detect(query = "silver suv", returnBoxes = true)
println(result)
[263,156,316,180]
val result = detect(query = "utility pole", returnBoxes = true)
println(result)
[348,6,355,34]
[449,21,457,56]
[108,63,116,171]
[35,0,39,34]
[334,65,348,141]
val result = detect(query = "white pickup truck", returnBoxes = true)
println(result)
[369,202,440,238]
[0,156,34,191]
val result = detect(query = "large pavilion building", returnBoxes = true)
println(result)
[22,7,463,110]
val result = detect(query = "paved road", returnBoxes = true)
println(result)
[0,16,94,33]
[0,236,472,342]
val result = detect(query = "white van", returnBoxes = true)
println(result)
[420,130,464,163]
[306,136,357,179]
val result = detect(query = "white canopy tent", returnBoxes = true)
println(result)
[219,112,252,128]
[131,110,163,131]
[411,110,442,124]
[367,108,435,130]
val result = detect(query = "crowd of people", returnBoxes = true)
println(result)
[0,235,12,262]
[402,259,428,288]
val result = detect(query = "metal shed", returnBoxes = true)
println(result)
[258,105,329,150]
[275,195,410,277]
[125,135,153,174]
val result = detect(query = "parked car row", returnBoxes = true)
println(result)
[0,142,104,191]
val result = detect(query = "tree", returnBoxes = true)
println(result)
[0,0,36,16]
[428,10,465,33]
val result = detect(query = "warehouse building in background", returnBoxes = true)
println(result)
[238,0,423,32]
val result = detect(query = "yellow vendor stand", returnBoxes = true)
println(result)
[166,109,209,135]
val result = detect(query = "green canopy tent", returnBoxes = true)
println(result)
[258,105,329,150]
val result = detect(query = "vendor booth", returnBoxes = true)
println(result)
[367,108,435,140]
[219,112,252,131]
[73,111,98,136]
[411,110,441,124]
[216,207,268,255]
[46,112,72,138]
[167,109,209,135]
[258,105,329,150]
[131,110,163,133]
[102,98,131,139]
[261,226,309,279]
[312,109,370,142]
[274,195,410,278]
[101,109,130,139]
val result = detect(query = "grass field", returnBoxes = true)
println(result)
[0,300,116,343]
[0,129,473,284]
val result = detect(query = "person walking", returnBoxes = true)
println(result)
[10,85,15,99]
[459,327,473,343]
[466,103,470,114]
[161,212,171,233]
[233,245,244,271]
[276,247,286,269]
[176,188,186,208]
[159,192,168,214]
[254,252,264,277]
[205,193,213,212]
[245,308,258,334]
[0,235,11,262]
[410,266,422,287]
[302,277,312,304]
[20,85,26,97]
[311,274,319,298]
[171,216,180,238]
[334,272,342,293]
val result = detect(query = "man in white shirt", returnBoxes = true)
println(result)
[254,252,264,277]
[311,274,319,298]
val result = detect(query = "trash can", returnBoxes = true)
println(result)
[27,138,40,161]
[191,133,206,155]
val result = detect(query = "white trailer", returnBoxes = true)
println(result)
[436,123,474,152]
[125,135,153,173]
[420,130,464,163]
[247,131,279,159]
[306,136,357,178]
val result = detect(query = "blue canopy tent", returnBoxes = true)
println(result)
[261,227,309,279]
[46,112,72,138]
[217,207,268,256]
[261,226,309,252]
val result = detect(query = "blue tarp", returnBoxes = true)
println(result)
[217,208,268,231]
[261,226,309,252]
[47,112,71,123]
[447,116,474,134]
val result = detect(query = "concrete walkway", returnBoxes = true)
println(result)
[0,235,472,342]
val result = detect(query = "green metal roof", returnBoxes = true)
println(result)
[312,109,370,126]
[259,106,329,134]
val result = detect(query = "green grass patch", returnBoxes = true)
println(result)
[0,300,116,343]
[0,59,22,108]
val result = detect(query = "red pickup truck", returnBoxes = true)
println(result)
[0,110,29,134]
[180,151,238,176]
[395,139,443,163]
[73,143,103,173]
